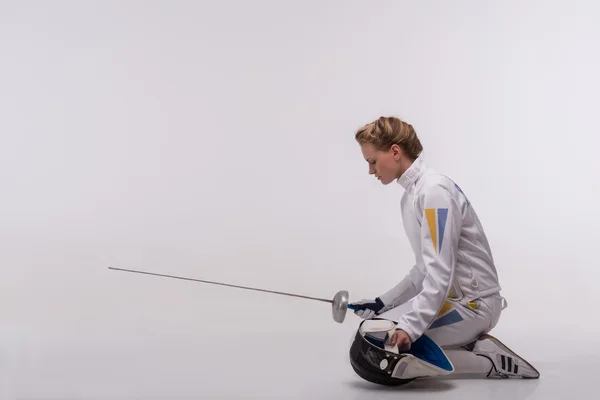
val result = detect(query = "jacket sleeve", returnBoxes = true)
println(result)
[378,264,424,309]
[393,183,463,343]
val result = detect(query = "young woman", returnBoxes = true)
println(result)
[349,116,539,379]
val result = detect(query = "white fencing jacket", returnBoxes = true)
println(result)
[379,155,502,343]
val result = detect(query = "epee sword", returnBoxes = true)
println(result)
[108,266,358,323]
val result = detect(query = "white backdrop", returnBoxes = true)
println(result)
[1,1,599,398]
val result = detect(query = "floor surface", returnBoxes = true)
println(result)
[0,305,590,400]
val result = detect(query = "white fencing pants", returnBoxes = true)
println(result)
[377,293,506,349]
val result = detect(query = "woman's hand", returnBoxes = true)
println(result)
[389,329,411,351]
[349,298,385,319]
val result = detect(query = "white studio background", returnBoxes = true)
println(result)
[1,1,599,398]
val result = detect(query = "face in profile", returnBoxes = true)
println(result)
[360,143,406,185]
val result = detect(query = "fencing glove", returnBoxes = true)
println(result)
[350,297,386,319]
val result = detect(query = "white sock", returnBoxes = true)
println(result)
[444,348,492,376]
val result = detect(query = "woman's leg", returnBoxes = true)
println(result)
[378,293,502,376]
[442,348,494,375]
[378,294,497,348]
[377,294,538,379]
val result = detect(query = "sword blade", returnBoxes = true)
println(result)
[108,267,333,304]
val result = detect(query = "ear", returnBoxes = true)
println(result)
[390,144,403,160]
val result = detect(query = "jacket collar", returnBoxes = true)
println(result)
[396,153,427,190]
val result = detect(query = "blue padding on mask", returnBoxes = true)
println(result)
[408,334,453,372]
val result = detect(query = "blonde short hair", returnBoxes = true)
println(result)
[355,116,423,160]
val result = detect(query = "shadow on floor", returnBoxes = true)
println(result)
[346,378,456,393]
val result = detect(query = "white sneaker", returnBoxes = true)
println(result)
[473,334,540,379]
